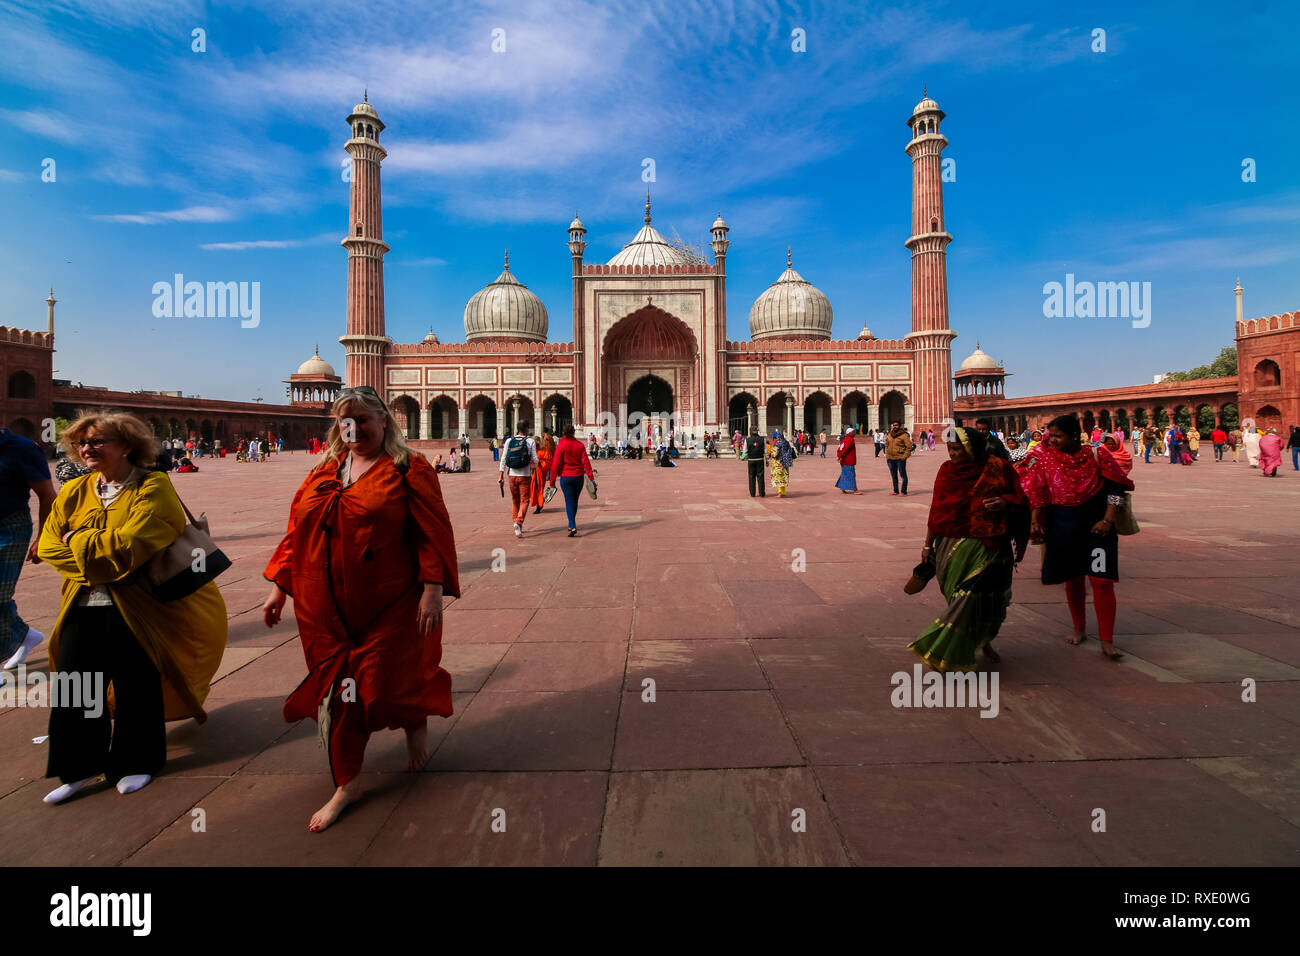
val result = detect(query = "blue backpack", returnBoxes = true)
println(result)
[504,436,530,469]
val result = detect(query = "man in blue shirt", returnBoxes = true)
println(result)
[0,427,56,668]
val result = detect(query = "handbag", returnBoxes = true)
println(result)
[543,484,557,504]
[148,488,232,601]
[1113,493,1140,536]
[903,554,937,594]
[1090,446,1139,536]
[584,476,598,499]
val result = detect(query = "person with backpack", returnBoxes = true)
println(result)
[498,422,539,538]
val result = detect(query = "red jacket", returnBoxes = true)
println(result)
[836,434,857,466]
[549,437,595,482]
[1211,429,1228,444]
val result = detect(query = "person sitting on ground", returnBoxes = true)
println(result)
[54,448,94,485]
[176,457,199,473]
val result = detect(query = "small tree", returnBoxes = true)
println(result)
[1163,346,1237,381]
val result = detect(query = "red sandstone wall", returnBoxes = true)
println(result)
[1236,313,1299,431]
[0,328,55,441]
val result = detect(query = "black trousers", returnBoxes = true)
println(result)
[887,458,908,493]
[47,603,166,784]
[747,459,766,496]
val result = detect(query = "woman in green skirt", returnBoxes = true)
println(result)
[906,427,1027,671]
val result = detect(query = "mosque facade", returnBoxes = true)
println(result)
[338,94,957,442]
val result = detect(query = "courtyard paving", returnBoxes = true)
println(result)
[2,443,1298,866]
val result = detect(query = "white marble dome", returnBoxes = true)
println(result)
[296,346,336,377]
[959,342,1001,371]
[607,197,691,268]
[748,250,833,340]
[912,96,940,116]
[463,253,548,342]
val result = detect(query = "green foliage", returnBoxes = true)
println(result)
[1163,346,1237,381]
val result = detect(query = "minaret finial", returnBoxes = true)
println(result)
[644,190,652,225]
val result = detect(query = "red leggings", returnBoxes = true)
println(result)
[1065,577,1117,643]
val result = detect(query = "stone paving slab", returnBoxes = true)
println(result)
[3,448,1297,864]
[599,768,848,866]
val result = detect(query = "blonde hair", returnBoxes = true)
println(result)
[320,388,414,471]
[63,413,158,468]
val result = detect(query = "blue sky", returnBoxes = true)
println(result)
[1,0,1296,401]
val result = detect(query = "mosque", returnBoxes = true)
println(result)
[316,91,959,443]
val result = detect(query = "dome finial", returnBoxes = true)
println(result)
[922,83,927,99]
[504,247,510,270]
[644,190,652,225]
[787,245,792,268]
[976,339,980,350]
[363,87,368,103]
[314,342,319,356]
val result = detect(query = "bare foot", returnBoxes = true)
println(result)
[982,643,1001,663]
[308,778,363,832]
[1067,629,1086,645]
[1101,643,1124,660]
[405,724,429,771]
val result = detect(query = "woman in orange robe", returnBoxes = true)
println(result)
[262,386,459,831]
[529,427,556,512]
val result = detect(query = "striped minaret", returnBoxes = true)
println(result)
[339,94,390,390]
[904,88,957,433]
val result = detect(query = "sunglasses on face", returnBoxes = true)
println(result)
[75,438,112,449]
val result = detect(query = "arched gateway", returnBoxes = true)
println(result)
[601,306,698,436]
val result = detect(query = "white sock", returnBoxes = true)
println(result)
[116,774,152,794]
[3,627,44,670]
[44,777,94,804]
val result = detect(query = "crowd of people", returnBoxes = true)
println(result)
[2,394,1295,834]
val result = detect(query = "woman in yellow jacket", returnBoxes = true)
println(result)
[37,413,227,805]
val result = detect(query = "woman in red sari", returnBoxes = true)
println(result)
[907,427,1027,669]
[261,385,459,831]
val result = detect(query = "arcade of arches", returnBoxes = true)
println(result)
[723,388,912,438]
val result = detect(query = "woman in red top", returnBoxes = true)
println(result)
[834,426,861,494]
[548,424,595,537]
[1021,414,1134,659]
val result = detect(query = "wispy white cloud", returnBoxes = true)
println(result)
[0,169,25,182]
[93,205,236,224]
[393,256,448,267]
[0,108,82,143]
[200,232,336,251]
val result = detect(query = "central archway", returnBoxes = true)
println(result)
[627,374,673,442]
[601,305,698,432]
